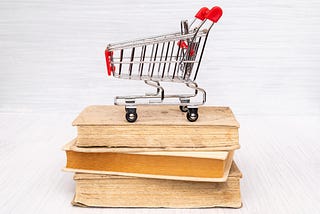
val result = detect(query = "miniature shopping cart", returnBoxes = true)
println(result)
[105,6,223,122]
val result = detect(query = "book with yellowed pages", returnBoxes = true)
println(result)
[72,105,240,149]
[64,139,235,182]
[72,161,242,208]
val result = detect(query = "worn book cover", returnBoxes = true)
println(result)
[72,105,240,149]
[72,161,242,208]
[64,139,235,182]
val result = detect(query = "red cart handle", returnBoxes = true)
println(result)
[195,7,209,21]
[105,49,115,76]
[205,6,223,23]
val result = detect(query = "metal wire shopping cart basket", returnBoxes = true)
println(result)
[105,6,223,122]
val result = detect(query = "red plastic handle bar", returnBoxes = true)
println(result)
[195,7,209,21]
[105,49,115,76]
[205,6,223,23]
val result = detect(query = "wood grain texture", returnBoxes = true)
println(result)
[1,113,319,213]
[0,0,320,213]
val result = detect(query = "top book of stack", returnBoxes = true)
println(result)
[73,105,240,150]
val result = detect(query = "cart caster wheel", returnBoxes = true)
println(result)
[126,112,137,123]
[179,105,188,112]
[187,108,198,122]
[125,108,137,123]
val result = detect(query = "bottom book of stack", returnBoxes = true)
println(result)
[72,161,242,208]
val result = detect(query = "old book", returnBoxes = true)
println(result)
[72,161,242,208]
[72,105,240,149]
[64,139,235,182]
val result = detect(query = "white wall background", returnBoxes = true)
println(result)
[1,0,319,116]
[0,1,319,213]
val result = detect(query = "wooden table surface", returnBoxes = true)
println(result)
[0,0,319,213]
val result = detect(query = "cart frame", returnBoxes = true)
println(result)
[105,6,223,122]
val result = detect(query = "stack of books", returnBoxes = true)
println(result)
[63,105,242,208]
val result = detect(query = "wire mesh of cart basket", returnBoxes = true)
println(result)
[105,6,223,122]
